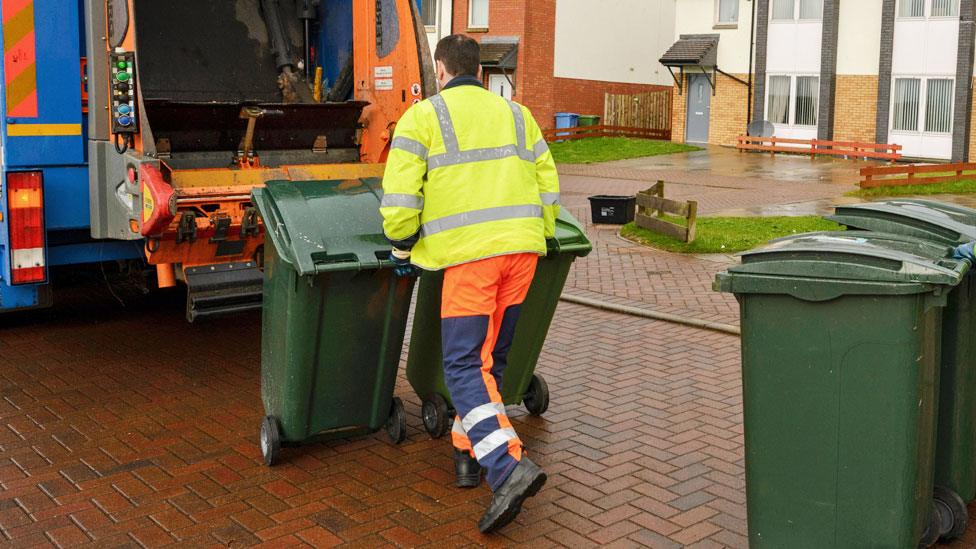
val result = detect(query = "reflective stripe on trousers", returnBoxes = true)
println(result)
[442,253,538,491]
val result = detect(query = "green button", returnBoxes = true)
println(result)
[117,61,127,69]
[116,72,131,82]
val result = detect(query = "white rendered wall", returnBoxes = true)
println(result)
[837,0,882,75]
[553,0,676,86]
[673,0,754,74]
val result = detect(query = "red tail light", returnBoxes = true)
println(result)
[6,171,46,285]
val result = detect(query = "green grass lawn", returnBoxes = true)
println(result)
[848,179,976,198]
[620,215,844,254]
[548,137,699,164]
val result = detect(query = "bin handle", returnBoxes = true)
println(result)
[264,200,293,251]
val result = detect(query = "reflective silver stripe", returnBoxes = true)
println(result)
[381,193,424,209]
[462,402,506,432]
[391,136,429,160]
[452,418,466,435]
[421,205,543,237]
[473,427,520,460]
[508,100,527,153]
[429,95,459,154]
[533,138,549,159]
[540,192,560,206]
[428,145,530,170]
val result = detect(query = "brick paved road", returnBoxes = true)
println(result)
[0,275,746,548]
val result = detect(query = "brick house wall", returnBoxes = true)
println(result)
[450,0,671,130]
[833,75,879,144]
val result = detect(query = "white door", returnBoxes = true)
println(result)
[488,74,513,100]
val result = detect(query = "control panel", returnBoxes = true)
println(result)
[111,50,137,134]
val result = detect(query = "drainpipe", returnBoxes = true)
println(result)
[747,0,757,132]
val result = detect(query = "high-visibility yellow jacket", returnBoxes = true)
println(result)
[380,79,560,271]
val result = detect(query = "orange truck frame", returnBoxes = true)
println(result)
[76,0,435,320]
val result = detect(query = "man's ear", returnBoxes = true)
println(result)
[476,65,483,81]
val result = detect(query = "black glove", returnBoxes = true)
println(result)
[390,250,420,278]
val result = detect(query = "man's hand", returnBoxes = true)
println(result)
[390,249,420,278]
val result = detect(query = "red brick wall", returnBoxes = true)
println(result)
[449,0,673,130]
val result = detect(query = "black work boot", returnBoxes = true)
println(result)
[454,449,482,488]
[478,457,547,533]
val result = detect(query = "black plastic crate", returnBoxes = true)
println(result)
[588,195,636,225]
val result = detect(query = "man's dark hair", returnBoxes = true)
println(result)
[434,34,481,77]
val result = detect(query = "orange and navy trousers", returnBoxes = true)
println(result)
[442,252,539,491]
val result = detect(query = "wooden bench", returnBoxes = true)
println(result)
[736,136,902,161]
[635,181,698,243]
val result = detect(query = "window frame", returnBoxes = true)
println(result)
[468,0,489,29]
[764,73,820,128]
[714,0,739,27]
[770,0,823,22]
[895,0,960,20]
[889,74,956,135]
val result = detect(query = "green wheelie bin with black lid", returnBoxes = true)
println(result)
[828,199,976,541]
[405,208,591,438]
[714,232,968,548]
[252,178,415,466]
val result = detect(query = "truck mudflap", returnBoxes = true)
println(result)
[184,261,263,322]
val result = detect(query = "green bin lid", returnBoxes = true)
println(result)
[550,209,593,257]
[252,178,390,276]
[715,232,967,300]
[827,200,976,246]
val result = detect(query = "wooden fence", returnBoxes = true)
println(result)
[635,181,698,243]
[737,136,902,161]
[542,125,670,142]
[604,91,672,132]
[859,162,976,189]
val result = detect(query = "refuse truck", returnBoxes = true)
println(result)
[0,0,434,320]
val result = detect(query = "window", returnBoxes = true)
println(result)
[932,0,959,16]
[799,0,823,19]
[898,0,958,17]
[767,75,819,126]
[771,0,795,20]
[422,0,437,27]
[794,76,819,125]
[716,0,738,25]
[768,76,791,124]
[893,78,921,131]
[469,0,488,28]
[892,77,954,134]
[771,0,822,21]
[925,79,953,132]
[899,0,925,17]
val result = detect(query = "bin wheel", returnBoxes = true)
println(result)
[919,502,942,548]
[421,394,450,439]
[386,397,407,444]
[934,485,969,542]
[260,416,281,467]
[523,374,550,416]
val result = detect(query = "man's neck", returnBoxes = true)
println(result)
[442,74,484,91]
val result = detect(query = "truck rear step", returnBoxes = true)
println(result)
[184,261,263,322]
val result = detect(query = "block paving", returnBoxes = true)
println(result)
[3,150,976,547]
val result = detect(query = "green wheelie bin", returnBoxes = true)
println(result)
[252,178,415,466]
[828,199,976,540]
[405,209,591,438]
[714,233,969,548]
